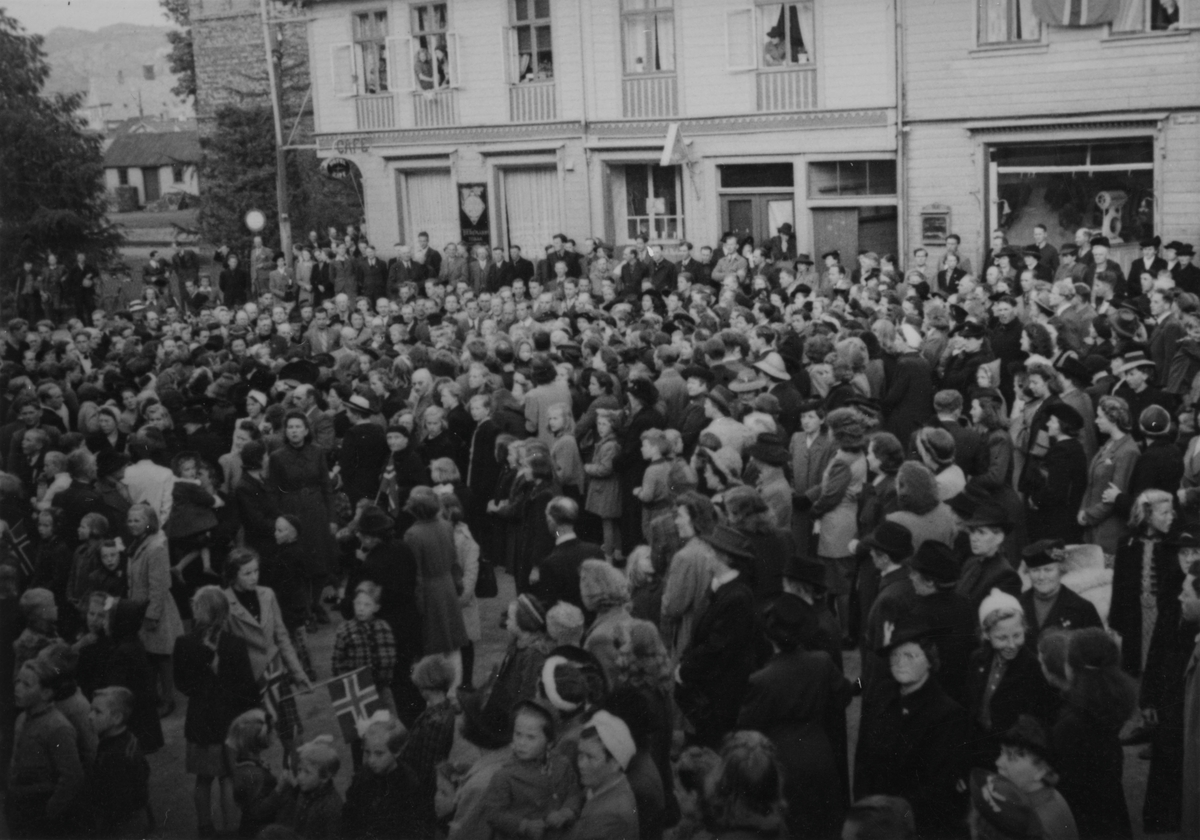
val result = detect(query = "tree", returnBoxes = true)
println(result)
[0,9,120,283]
[198,104,361,256]
[160,0,196,101]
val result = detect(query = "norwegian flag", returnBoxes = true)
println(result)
[1032,0,1119,27]
[328,668,387,742]
[3,519,35,583]
[259,659,287,724]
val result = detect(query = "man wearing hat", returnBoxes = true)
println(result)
[781,554,842,666]
[1148,287,1184,386]
[1083,235,1127,297]
[573,711,640,840]
[1112,351,1170,440]
[940,320,995,402]
[908,541,975,704]
[858,521,916,690]
[1019,540,1102,646]
[956,504,1021,619]
[339,393,388,504]
[754,350,802,438]
[1175,242,1200,296]
[766,222,797,264]
[747,432,792,531]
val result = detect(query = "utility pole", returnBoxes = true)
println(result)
[260,0,293,268]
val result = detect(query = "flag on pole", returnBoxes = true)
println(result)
[259,659,287,724]
[3,519,35,583]
[328,668,387,742]
[660,123,690,168]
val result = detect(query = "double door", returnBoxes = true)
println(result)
[721,193,794,245]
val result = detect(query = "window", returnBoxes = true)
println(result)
[621,0,675,75]
[353,10,389,93]
[759,2,815,66]
[510,0,553,82]
[720,163,795,189]
[172,165,185,184]
[979,0,1040,44]
[808,161,897,198]
[117,168,128,186]
[621,164,683,241]
[412,3,453,89]
[1113,0,1184,31]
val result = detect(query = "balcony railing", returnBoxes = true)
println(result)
[355,93,396,130]
[756,65,817,112]
[509,81,557,123]
[622,74,678,119]
[412,89,459,127]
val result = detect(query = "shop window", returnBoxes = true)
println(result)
[622,0,675,75]
[978,0,1040,44]
[618,164,683,241]
[509,0,553,82]
[353,10,389,93]
[412,3,455,89]
[1112,0,1184,31]
[117,168,129,186]
[719,163,795,189]
[808,161,896,198]
[990,140,1154,249]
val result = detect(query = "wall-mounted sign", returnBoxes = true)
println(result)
[459,183,490,248]
[920,204,951,245]
[322,158,353,180]
[333,136,371,155]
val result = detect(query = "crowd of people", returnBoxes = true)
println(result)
[3,220,1200,840]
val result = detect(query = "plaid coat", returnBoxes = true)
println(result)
[331,617,398,688]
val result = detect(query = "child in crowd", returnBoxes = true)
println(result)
[73,592,111,693]
[67,513,109,625]
[36,451,71,510]
[634,429,675,541]
[227,708,278,839]
[164,451,221,583]
[671,746,721,840]
[332,581,399,767]
[584,409,622,563]
[7,658,85,838]
[401,655,459,837]
[342,713,422,840]
[84,686,151,837]
[174,585,260,838]
[481,699,582,839]
[546,602,586,648]
[14,587,61,673]
[36,643,97,768]
[487,594,554,718]
[547,404,584,500]
[261,514,315,679]
[258,735,344,840]
[995,716,1078,840]
[87,537,127,600]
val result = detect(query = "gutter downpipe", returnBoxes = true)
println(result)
[895,0,908,260]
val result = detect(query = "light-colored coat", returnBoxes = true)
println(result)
[1079,433,1140,555]
[453,522,481,642]
[122,460,175,524]
[126,531,184,655]
[222,585,306,681]
[790,430,834,554]
[807,449,866,559]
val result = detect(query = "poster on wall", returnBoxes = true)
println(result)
[458,183,490,248]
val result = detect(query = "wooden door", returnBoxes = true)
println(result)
[141,168,161,203]
[812,208,859,265]
[722,197,754,242]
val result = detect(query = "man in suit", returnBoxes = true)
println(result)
[1031,223,1059,273]
[789,399,834,557]
[331,243,358,298]
[1048,279,1096,354]
[1148,288,1185,386]
[489,245,515,290]
[305,308,339,356]
[549,233,581,277]
[387,246,425,297]
[910,391,982,477]
[358,245,388,300]
[219,254,251,307]
[615,247,648,300]
[509,245,535,282]
[677,241,705,287]
[65,252,100,324]
[529,497,605,609]
[1083,236,1127,298]
[712,235,748,285]
[438,242,467,287]
[291,384,336,452]
[466,245,493,295]
[310,249,334,305]
[413,231,441,276]
[767,222,798,264]
[250,236,274,294]
[646,243,677,293]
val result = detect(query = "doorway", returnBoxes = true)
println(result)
[720,194,794,245]
[811,206,897,264]
[141,168,161,203]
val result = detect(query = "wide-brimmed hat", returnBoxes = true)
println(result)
[1000,715,1056,767]
[753,352,790,382]
[345,392,378,416]
[860,521,914,560]
[963,502,1012,532]
[1116,351,1155,374]
[1172,531,1200,549]
[278,359,320,386]
[729,369,769,393]
[702,524,755,561]
[1112,308,1142,339]
[959,321,986,339]
[1179,243,1196,257]
[1139,235,1162,249]
[1090,235,1111,249]
[795,253,814,266]
[782,555,827,589]
[626,377,659,407]
[822,249,841,261]
[777,222,794,235]
[1056,356,1091,388]
[357,506,395,536]
[1165,240,1185,253]
[747,432,789,467]
[1022,539,1066,570]
[1021,244,1042,260]
[970,770,1042,840]
[1043,402,1084,437]
[909,541,959,585]
[1140,404,1171,437]
[764,594,820,650]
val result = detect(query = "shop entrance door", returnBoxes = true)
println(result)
[720,194,794,244]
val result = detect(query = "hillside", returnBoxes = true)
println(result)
[41,23,194,125]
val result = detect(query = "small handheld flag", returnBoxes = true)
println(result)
[3,519,35,583]
[259,659,287,724]
[328,668,387,741]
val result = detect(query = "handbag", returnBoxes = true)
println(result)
[474,556,499,599]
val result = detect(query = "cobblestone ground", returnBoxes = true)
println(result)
[0,568,1158,838]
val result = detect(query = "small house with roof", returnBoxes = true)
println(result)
[103,127,201,207]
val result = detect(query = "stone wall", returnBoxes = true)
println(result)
[190,0,312,138]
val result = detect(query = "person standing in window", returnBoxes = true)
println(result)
[434,45,450,88]
[414,47,434,90]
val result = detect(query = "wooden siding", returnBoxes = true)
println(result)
[1160,116,1200,238]
[821,0,894,110]
[902,1,1200,122]
[903,123,982,263]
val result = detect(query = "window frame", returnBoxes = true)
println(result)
[410,1,458,91]
[171,164,185,184]
[620,0,677,78]
[350,6,393,94]
[976,0,1044,47]
[117,167,129,186]
[1108,0,1189,35]
[620,162,685,244]
[508,0,554,84]
[755,0,818,70]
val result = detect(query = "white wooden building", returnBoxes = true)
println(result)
[900,0,1200,270]
[306,0,900,261]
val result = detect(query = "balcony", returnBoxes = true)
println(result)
[509,81,557,123]
[355,93,396,130]
[412,89,459,128]
[622,74,678,119]
[756,66,817,112]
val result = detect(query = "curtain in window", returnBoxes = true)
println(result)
[794,1,815,61]
[1113,0,1146,30]
[981,0,1009,41]
[405,171,458,247]
[1016,0,1038,38]
[504,167,560,259]
[624,18,648,72]
[654,14,675,71]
